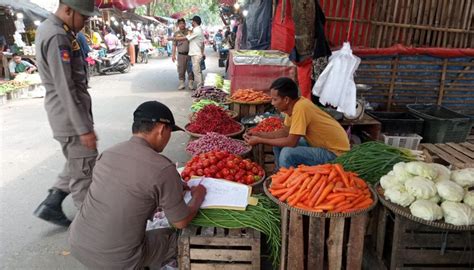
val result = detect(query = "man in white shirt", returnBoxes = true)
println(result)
[173,16,204,89]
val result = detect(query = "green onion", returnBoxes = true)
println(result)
[333,141,417,184]
[190,194,281,267]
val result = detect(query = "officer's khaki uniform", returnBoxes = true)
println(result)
[35,14,97,208]
[69,136,190,269]
[174,29,194,82]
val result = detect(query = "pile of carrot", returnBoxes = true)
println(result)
[231,89,272,103]
[268,164,374,213]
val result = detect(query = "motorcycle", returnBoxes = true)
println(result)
[213,36,223,52]
[88,48,131,75]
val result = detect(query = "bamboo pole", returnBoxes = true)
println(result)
[425,0,437,45]
[387,57,399,111]
[437,59,449,105]
[443,0,454,47]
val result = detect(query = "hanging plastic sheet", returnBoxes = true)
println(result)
[312,42,361,117]
[243,0,272,50]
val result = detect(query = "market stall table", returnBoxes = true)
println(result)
[340,114,382,141]
[421,142,474,169]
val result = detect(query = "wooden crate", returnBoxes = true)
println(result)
[368,206,474,270]
[253,144,276,177]
[178,226,261,270]
[229,102,269,121]
[340,114,382,141]
[279,206,369,270]
[421,142,474,169]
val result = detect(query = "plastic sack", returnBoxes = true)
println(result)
[312,42,360,117]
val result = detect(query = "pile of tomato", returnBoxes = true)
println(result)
[181,151,265,185]
[250,117,283,133]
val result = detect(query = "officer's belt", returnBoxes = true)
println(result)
[178,52,189,55]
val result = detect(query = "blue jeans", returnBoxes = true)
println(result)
[273,138,337,169]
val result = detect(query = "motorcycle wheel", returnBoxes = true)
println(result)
[119,56,131,73]
[137,52,143,63]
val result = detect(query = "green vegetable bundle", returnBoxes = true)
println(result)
[191,99,225,112]
[333,141,418,184]
[190,194,281,267]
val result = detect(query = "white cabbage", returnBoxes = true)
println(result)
[405,161,438,180]
[392,162,413,182]
[464,191,474,209]
[380,174,404,190]
[431,163,451,182]
[384,187,415,207]
[405,176,437,199]
[409,199,443,221]
[436,181,465,202]
[441,201,474,226]
[428,194,441,204]
[451,168,474,188]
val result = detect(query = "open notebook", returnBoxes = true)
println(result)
[184,177,256,210]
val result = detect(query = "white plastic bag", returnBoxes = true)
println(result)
[312,42,361,117]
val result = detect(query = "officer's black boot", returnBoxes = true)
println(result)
[33,188,72,227]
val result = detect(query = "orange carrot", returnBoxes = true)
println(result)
[310,175,326,197]
[296,203,323,212]
[315,182,335,206]
[352,176,368,188]
[270,188,289,196]
[287,172,309,187]
[334,163,350,187]
[314,204,335,211]
[279,184,299,201]
[310,178,328,207]
[326,192,359,199]
[334,181,344,189]
[328,167,338,181]
[326,195,346,205]
[354,198,373,209]
[272,168,294,184]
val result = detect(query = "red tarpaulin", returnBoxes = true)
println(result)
[95,0,153,11]
[352,44,474,58]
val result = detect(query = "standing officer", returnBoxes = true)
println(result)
[171,18,194,90]
[69,101,207,269]
[34,0,98,227]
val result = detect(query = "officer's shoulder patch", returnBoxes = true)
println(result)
[71,40,81,51]
[58,45,71,63]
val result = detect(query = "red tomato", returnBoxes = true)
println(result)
[197,169,204,176]
[227,175,234,181]
[202,160,210,168]
[203,168,211,175]
[251,166,259,174]
[222,168,230,176]
[217,161,225,170]
[238,162,246,169]
[226,161,235,168]
[216,172,222,178]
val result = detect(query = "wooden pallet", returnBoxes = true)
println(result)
[178,226,261,270]
[279,206,369,270]
[253,144,275,176]
[369,206,474,270]
[420,142,474,169]
[229,102,270,121]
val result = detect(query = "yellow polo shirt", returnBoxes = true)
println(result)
[283,97,350,156]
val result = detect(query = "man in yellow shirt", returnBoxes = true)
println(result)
[244,77,350,169]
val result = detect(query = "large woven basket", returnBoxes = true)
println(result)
[375,183,474,231]
[263,177,378,218]
[228,98,271,105]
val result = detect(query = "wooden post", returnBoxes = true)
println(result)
[279,206,289,270]
[307,217,326,268]
[346,214,369,270]
[436,59,448,105]
[387,56,399,111]
[287,211,305,270]
[327,218,345,270]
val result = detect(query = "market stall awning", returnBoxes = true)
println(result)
[1,0,50,20]
[96,0,153,11]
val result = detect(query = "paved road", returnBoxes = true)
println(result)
[0,48,223,269]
